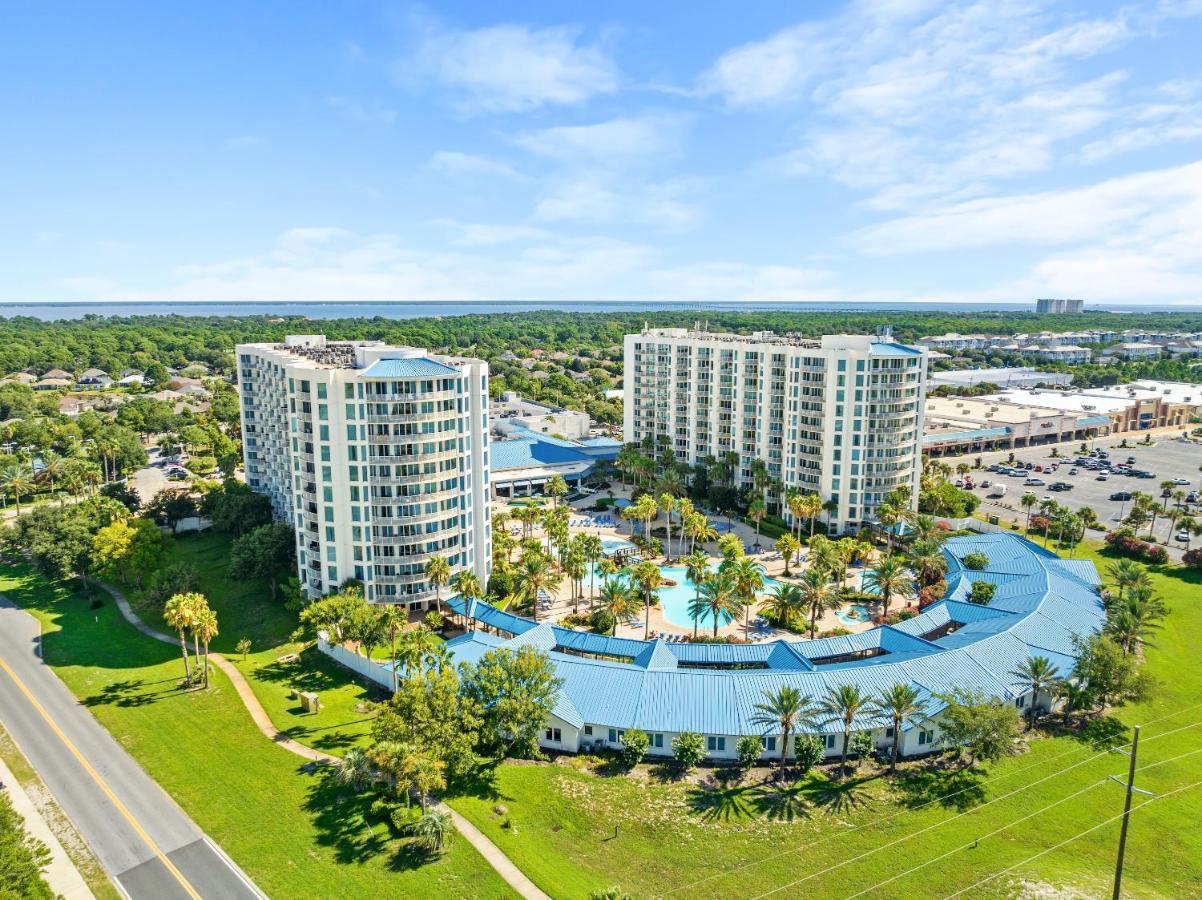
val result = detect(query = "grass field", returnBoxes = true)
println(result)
[0,559,515,899]
[445,539,1202,899]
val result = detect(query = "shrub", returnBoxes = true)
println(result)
[1029,515,1052,535]
[1104,529,1168,563]
[672,731,705,771]
[589,608,615,634]
[963,551,990,571]
[792,734,825,774]
[143,560,200,609]
[969,581,997,605]
[736,735,762,771]
[1183,548,1202,569]
[619,728,649,770]
[850,731,875,759]
[818,627,853,638]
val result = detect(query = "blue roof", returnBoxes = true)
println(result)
[580,436,621,448]
[490,427,600,472]
[360,357,458,378]
[870,342,924,356]
[444,533,1104,737]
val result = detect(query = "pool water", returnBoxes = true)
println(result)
[836,603,873,625]
[601,537,636,553]
[593,563,782,631]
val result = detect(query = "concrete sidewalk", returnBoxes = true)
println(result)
[0,755,94,899]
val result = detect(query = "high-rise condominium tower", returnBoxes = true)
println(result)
[623,328,927,534]
[236,335,491,607]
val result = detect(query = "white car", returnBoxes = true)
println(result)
[1173,478,1191,486]
[1096,474,1109,481]
[1024,477,1045,486]
[1176,531,1192,542]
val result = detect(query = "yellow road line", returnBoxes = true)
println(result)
[0,656,202,900]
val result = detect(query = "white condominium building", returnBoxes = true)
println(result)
[623,328,927,534]
[237,335,491,607]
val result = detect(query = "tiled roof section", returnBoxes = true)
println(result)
[360,357,458,378]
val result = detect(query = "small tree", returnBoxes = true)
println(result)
[235,638,252,661]
[409,810,455,855]
[792,734,824,775]
[969,581,997,605]
[619,728,649,770]
[936,688,1023,767]
[672,731,705,772]
[736,735,762,773]
[228,523,296,599]
[963,551,990,571]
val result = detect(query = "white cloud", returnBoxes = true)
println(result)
[431,219,551,246]
[514,116,685,166]
[706,2,1201,209]
[410,24,618,113]
[532,178,702,231]
[428,151,523,180]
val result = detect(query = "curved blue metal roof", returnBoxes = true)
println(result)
[446,533,1103,735]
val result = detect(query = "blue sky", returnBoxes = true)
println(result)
[4,0,1202,304]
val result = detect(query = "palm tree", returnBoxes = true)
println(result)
[760,582,802,631]
[410,810,455,854]
[1106,560,1150,603]
[876,501,902,551]
[35,450,64,504]
[684,512,717,555]
[725,556,765,633]
[775,533,801,576]
[1,462,34,515]
[658,492,677,559]
[870,684,928,773]
[629,560,663,639]
[577,533,605,605]
[424,555,451,615]
[683,550,710,639]
[515,553,560,617]
[333,747,374,792]
[164,592,201,685]
[908,540,948,589]
[818,683,870,778]
[747,498,767,550]
[1008,655,1062,730]
[696,568,740,637]
[797,568,834,639]
[864,554,912,618]
[629,494,658,546]
[751,685,817,778]
[564,546,587,613]
[1105,594,1166,655]
[545,474,568,507]
[379,606,406,692]
[194,605,219,688]
[598,578,639,635]
[450,569,481,604]
[1020,493,1037,532]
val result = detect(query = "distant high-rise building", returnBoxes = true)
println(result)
[237,335,491,607]
[1035,298,1083,314]
[623,328,928,535]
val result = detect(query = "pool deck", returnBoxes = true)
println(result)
[502,488,895,643]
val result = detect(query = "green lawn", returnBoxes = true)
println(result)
[446,539,1202,899]
[0,562,515,899]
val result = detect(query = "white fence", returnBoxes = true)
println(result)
[316,632,394,690]
[939,516,1011,534]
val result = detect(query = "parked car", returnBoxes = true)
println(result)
[1189,492,1199,504]
[1173,477,1191,486]
[1176,530,1192,543]
[1068,468,1078,475]
[1110,491,1132,501]
[1096,474,1109,481]
[1024,477,1045,486]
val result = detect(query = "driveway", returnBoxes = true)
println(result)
[0,599,263,900]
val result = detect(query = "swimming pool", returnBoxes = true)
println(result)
[835,603,873,625]
[601,537,636,553]
[594,563,782,631]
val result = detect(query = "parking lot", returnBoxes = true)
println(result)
[944,433,1202,558]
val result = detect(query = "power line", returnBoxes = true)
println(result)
[940,779,1202,899]
[659,707,1202,899]
[836,743,1202,900]
[741,720,1202,900]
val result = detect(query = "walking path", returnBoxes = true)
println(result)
[0,755,94,899]
[101,581,550,900]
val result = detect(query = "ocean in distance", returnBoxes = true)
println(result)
[0,299,1195,321]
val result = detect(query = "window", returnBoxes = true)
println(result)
[544,727,561,743]
[584,725,593,736]
[650,733,664,749]
[885,727,895,739]
[824,734,838,750]
[608,728,625,744]
[1015,695,1027,709]
[918,729,934,746]
[761,736,776,752]
[706,736,726,753]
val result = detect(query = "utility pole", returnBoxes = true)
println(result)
[1109,725,1154,899]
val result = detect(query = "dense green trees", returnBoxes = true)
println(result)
[0,789,53,899]
[229,523,296,599]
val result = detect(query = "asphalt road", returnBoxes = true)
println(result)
[0,598,264,900]
[946,434,1202,559]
